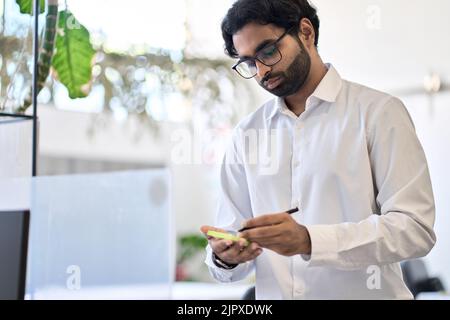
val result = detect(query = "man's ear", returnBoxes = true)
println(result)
[298,18,315,47]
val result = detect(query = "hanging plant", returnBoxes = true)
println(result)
[15,0,96,112]
[2,0,256,133]
[51,10,96,98]
[15,0,45,14]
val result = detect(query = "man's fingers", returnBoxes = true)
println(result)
[239,242,263,261]
[201,226,264,264]
[254,239,283,248]
[247,248,263,261]
[211,238,234,254]
[214,240,262,264]
[200,225,226,235]
[239,224,282,241]
[240,241,261,254]
[241,213,287,230]
[201,225,233,241]
[221,241,245,261]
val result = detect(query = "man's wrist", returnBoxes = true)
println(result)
[304,226,312,255]
[212,252,238,270]
[295,224,312,255]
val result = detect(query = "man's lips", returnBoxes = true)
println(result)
[264,76,283,90]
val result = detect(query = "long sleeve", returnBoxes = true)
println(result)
[304,97,436,270]
[205,130,255,282]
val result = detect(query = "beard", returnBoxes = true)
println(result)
[260,40,311,97]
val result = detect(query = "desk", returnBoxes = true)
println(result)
[1,170,174,299]
[172,282,251,300]
[27,282,250,300]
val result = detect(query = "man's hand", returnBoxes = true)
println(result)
[200,225,263,265]
[238,212,311,256]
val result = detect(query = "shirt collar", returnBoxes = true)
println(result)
[267,63,343,120]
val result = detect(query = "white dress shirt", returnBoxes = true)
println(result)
[204,64,436,299]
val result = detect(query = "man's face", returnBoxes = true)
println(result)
[232,23,311,97]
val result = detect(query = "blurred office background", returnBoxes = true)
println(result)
[1,0,449,295]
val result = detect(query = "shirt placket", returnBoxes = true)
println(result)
[291,116,306,298]
[291,118,304,213]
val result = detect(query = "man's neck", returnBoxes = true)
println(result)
[284,61,328,117]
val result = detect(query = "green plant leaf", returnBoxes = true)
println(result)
[52,10,96,99]
[177,234,208,263]
[180,234,208,249]
[15,0,45,15]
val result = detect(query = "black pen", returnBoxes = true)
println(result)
[238,207,299,233]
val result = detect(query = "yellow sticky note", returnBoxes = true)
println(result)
[207,230,249,245]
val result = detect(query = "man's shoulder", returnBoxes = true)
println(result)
[342,79,406,115]
[343,79,395,106]
[342,79,411,130]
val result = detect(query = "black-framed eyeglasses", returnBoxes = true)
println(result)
[232,27,294,79]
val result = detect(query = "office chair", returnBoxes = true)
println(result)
[0,210,30,300]
[242,286,255,300]
[401,259,445,298]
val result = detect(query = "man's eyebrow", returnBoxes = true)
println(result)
[238,39,276,59]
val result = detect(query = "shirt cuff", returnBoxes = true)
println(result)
[301,224,339,267]
[205,245,246,282]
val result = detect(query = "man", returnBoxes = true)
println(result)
[200,0,436,299]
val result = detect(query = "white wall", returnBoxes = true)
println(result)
[37,106,168,164]
[403,93,450,289]
[36,106,237,236]
[314,0,450,92]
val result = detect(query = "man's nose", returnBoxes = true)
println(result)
[255,60,271,79]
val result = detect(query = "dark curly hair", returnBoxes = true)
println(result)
[221,0,320,58]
